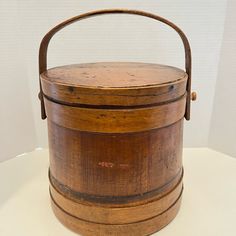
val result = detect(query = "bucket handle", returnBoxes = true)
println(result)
[39,9,192,120]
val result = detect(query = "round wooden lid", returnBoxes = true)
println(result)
[42,62,187,88]
[41,62,188,106]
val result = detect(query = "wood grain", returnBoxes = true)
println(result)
[45,94,186,133]
[49,176,183,224]
[41,62,187,87]
[45,85,185,235]
[41,63,188,107]
[48,119,183,197]
[38,9,193,235]
[38,9,192,120]
[51,192,182,236]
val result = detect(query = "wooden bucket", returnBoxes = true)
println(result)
[39,9,195,236]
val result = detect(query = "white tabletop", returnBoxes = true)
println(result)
[0,148,236,236]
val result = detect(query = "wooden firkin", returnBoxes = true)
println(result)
[38,9,196,236]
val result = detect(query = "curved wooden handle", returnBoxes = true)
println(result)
[39,9,192,120]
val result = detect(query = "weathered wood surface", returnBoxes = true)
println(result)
[39,9,193,236]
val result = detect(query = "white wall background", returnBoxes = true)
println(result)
[209,0,236,157]
[0,1,37,162]
[1,0,235,161]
